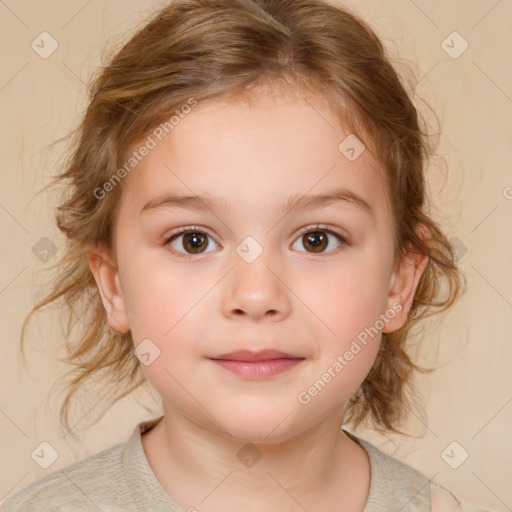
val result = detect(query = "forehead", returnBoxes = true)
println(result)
[117,88,389,220]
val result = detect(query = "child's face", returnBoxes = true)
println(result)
[89,87,426,442]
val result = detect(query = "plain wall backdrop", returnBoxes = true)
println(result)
[1,0,511,510]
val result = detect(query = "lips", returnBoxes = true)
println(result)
[208,350,305,379]
[210,349,302,362]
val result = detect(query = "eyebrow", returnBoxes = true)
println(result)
[140,189,374,217]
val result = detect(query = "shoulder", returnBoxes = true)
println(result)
[353,434,432,508]
[429,482,500,512]
[346,432,498,512]
[430,482,463,512]
[0,440,132,511]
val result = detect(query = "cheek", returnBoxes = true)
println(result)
[119,250,202,338]
[296,334,380,413]
[304,253,392,338]
[120,252,214,385]
[301,251,391,382]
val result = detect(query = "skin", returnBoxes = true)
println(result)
[87,85,428,511]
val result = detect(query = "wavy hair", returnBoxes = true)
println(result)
[21,0,465,438]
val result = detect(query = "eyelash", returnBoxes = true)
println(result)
[163,224,347,258]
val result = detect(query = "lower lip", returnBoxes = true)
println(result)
[209,358,304,379]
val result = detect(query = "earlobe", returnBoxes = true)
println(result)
[86,244,130,334]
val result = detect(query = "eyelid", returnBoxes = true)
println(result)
[294,223,346,241]
[163,225,220,248]
[292,223,347,253]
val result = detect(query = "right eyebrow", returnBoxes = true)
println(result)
[140,193,229,216]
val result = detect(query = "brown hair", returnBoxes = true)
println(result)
[21,0,464,438]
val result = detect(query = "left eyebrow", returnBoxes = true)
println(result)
[280,189,374,218]
[139,188,374,217]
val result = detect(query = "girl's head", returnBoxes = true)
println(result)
[24,0,463,440]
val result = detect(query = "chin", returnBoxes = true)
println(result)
[209,408,304,445]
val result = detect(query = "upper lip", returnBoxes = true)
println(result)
[209,349,304,362]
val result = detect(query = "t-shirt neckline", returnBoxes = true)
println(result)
[123,416,380,512]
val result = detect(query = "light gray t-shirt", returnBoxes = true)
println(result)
[0,416,492,511]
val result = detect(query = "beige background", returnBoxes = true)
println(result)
[1,0,511,509]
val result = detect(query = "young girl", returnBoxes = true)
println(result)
[1,0,497,510]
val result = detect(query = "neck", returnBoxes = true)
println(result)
[142,405,370,511]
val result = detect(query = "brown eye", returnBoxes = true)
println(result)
[302,231,328,253]
[181,232,208,253]
[166,230,218,255]
[292,228,345,254]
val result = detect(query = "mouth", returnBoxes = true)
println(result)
[208,350,305,379]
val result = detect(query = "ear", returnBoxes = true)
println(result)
[382,229,429,333]
[86,243,130,334]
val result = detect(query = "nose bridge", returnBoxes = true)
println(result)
[222,239,291,320]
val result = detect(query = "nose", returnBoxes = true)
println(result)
[221,251,292,322]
